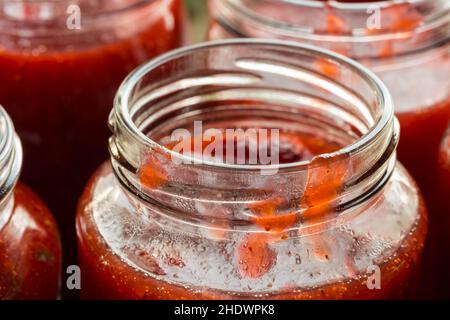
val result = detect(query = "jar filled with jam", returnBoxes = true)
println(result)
[76,40,427,299]
[0,0,186,272]
[0,106,61,300]
[208,0,450,191]
[208,0,449,297]
[0,0,186,228]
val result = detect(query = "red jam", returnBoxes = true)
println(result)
[0,0,185,238]
[77,131,427,299]
[0,183,61,299]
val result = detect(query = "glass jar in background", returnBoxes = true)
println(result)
[0,0,186,275]
[438,128,450,216]
[0,106,61,300]
[208,0,449,298]
[76,40,427,299]
[208,0,450,192]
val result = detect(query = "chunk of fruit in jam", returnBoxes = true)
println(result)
[236,234,276,279]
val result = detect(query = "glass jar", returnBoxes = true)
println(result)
[208,0,450,197]
[0,106,61,300]
[76,40,427,299]
[438,128,450,216]
[0,0,186,274]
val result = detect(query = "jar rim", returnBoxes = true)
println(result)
[114,38,394,173]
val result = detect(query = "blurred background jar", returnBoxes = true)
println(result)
[427,127,450,297]
[77,40,427,299]
[0,106,61,300]
[207,0,450,298]
[0,0,186,286]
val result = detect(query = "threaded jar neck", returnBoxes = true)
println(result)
[109,39,397,236]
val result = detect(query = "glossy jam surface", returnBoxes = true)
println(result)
[77,131,427,299]
[0,0,185,238]
[0,183,61,300]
